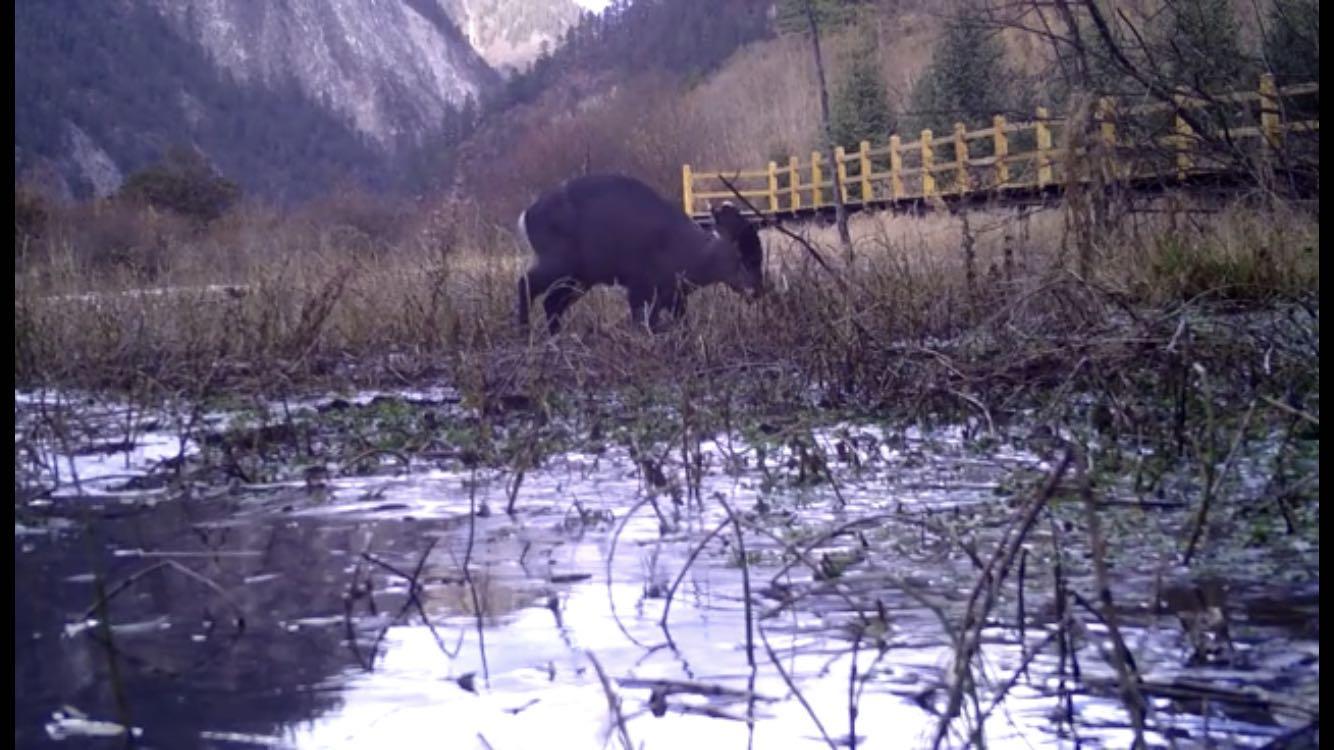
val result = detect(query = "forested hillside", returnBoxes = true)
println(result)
[15,0,1318,219]
[14,0,498,203]
[445,0,1318,226]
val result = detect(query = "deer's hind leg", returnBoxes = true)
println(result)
[541,278,586,334]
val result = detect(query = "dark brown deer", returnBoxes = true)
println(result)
[517,174,764,333]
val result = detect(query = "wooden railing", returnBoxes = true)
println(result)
[682,74,1318,221]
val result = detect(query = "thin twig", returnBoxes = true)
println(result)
[758,625,841,750]
[718,497,756,668]
[587,650,635,750]
[1184,399,1257,565]
[716,173,837,277]
[931,448,1074,750]
[1076,446,1149,748]
[659,519,730,636]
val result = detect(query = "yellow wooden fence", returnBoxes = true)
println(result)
[682,74,1318,220]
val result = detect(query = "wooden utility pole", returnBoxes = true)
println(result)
[803,0,853,259]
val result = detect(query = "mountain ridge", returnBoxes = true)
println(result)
[14,0,505,202]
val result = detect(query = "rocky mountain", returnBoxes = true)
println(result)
[150,0,499,146]
[441,0,585,73]
[15,0,501,202]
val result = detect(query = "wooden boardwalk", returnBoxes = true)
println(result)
[682,75,1318,224]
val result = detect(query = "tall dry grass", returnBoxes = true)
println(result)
[15,189,1318,430]
[680,18,942,170]
[678,3,1064,171]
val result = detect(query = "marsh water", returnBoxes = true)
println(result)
[14,389,1319,749]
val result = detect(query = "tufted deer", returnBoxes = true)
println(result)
[516,174,764,334]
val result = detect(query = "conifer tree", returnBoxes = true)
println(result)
[774,0,860,33]
[908,11,1016,136]
[1164,0,1246,92]
[831,53,894,149]
[1264,0,1318,85]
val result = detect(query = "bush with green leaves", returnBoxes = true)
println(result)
[117,147,241,224]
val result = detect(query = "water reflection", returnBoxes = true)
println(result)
[14,399,1319,748]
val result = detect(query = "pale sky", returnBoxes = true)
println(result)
[574,0,611,10]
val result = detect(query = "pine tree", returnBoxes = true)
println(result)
[1163,0,1246,92]
[1264,0,1318,85]
[830,54,894,148]
[908,12,1016,136]
[459,95,478,137]
[1037,9,1143,109]
[774,0,862,33]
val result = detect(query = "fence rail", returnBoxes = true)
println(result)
[682,74,1318,222]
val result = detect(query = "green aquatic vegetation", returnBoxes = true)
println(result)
[730,548,784,568]
[815,550,864,580]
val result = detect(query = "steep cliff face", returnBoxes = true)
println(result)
[442,0,584,73]
[15,0,500,201]
[148,0,500,146]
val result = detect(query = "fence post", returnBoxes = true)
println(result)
[811,150,823,209]
[859,140,872,203]
[767,161,779,213]
[889,135,903,199]
[789,155,801,211]
[1174,95,1193,181]
[1035,107,1052,188]
[835,146,849,203]
[993,115,1009,189]
[921,130,936,198]
[1259,73,1282,154]
[682,163,694,215]
[954,122,970,195]
[1097,97,1118,179]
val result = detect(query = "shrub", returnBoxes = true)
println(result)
[295,187,412,251]
[49,201,188,279]
[117,146,241,225]
[15,186,49,246]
